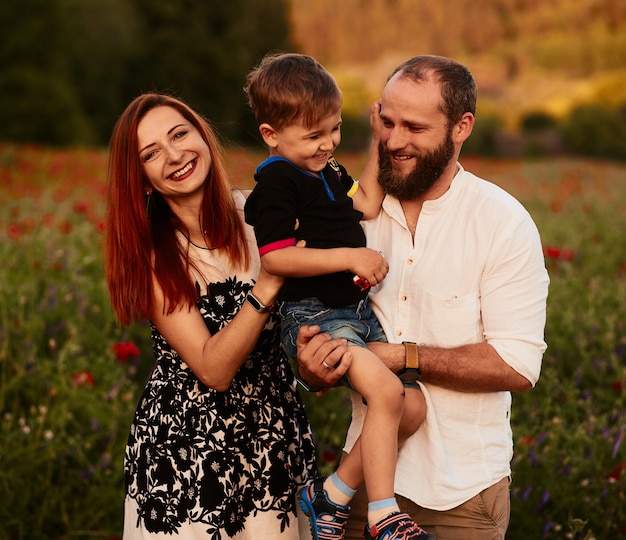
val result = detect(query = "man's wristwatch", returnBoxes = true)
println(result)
[246,290,274,313]
[398,341,421,381]
[295,370,323,393]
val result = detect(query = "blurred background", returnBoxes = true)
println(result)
[1,0,626,159]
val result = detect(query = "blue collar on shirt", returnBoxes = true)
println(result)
[256,156,335,201]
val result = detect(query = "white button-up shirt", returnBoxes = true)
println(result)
[344,164,549,510]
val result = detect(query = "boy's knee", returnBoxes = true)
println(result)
[398,390,427,440]
[364,373,405,413]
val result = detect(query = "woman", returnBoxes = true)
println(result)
[105,93,317,539]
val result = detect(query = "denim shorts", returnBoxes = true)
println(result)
[278,296,387,362]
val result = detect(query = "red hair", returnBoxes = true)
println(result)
[105,93,249,325]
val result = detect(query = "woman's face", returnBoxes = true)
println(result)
[137,105,212,205]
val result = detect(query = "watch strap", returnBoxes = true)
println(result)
[403,341,419,370]
[246,291,274,313]
[295,372,323,393]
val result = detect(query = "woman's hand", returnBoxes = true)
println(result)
[252,264,284,307]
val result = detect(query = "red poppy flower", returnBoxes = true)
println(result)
[73,201,90,214]
[519,435,535,447]
[113,342,140,363]
[543,245,576,261]
[608,463,626,481]
[71,370,95,388]
[58,220,73,234]
[7,224,21,239]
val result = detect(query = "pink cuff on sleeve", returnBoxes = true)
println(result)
[258,238,297,256]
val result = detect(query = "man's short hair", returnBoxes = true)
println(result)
[389,55,477,126]
[245,52,343,130]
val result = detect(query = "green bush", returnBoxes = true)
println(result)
[339,114,373,152]
[560,103,626,161]
[520,111,559,132]
[0,68,93,146]
[462,113,504,157]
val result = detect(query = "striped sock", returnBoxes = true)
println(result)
[323,473,356,507]
[368,498,400,527]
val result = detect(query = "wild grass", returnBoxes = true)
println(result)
[1,144,624,539]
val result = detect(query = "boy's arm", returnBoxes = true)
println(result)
[262,245,388,286]
[350,101,384,220]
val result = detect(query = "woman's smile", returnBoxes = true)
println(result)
[170,158,197,180]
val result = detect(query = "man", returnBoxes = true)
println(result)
[296,55,549,540]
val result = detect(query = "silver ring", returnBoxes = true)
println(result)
[322,361,331,370]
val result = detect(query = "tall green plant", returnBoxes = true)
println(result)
[0,194,152,539]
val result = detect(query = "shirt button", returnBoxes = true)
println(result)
[401,295,407,301]
[396,330,403,337]
[407,258,414,265]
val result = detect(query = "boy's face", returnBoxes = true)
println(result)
[265,109,342,175]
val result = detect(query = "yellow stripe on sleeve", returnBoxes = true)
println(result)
[347,180,359,198]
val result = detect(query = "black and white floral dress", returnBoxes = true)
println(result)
[123,192,317,539]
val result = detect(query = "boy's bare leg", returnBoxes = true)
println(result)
[325,346,404,525]
[339,384,426,537]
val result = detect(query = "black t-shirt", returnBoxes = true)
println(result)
[244,156,367,307]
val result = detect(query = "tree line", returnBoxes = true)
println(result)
[0,0,293,147]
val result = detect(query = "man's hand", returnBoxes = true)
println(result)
[296,325,352,395]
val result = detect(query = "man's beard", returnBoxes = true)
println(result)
[377,128,455,201]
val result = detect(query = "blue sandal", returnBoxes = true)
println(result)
[363,512,437,540]
[298,477,351,540]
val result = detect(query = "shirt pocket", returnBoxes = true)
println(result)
[419,290,482,347]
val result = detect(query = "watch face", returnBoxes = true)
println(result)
[247,292,271,313]
[398,368,421,382]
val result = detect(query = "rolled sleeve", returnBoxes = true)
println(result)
[481,214,549,386]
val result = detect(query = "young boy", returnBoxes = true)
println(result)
[244,53,435,540]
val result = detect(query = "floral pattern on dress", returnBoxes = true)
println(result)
[124,276,317,539]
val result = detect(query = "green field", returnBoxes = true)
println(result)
[1,144,625,539]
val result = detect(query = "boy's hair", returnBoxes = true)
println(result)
[245,52,342,130]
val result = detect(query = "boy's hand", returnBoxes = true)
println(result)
[351,248,388,287]
[370,99,383,142]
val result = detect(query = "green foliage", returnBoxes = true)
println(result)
[560,103,626,161]
[502,169,626,538]
[0,0,294,146]
[0,214,151,540]
[0,149,153,539]
[461,113,504,157]
[520,111,558,132]
[298,386,353,476]
[338,114,373,152]
[0,67,93,146]
[1,150,626,537]
[126,0,294,145]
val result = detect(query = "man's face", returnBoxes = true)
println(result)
[377,75,456,201]
[378,126,454,201]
